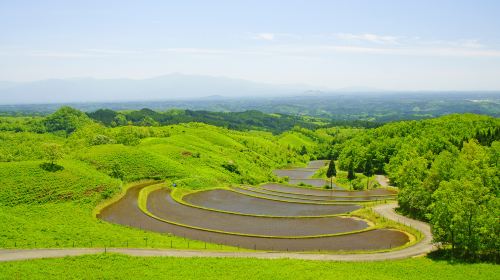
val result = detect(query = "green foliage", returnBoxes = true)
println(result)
[221,161,240,174]
[0,116,47,133]
[109,163,125,180]
[0,160,121,206]
[42,142,64,165]
[75,144,186,182]
[0,131,64,162]
[1,254,499,280]
[44,106,92,134]
[331,114,500,259]
[326,159,336,178]
[2,108,497,261]
[88,108,329,134]
[430,179,499,259]
[0,116,321,248]
[347,166,355,181]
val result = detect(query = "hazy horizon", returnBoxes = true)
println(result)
[1,1,500,93]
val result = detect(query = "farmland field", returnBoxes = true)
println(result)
[0,108,498,278]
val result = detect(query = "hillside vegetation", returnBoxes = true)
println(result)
[330,114,500,261]
[1,107,498,262]
[0,107,326,247]
[87,108,336,134]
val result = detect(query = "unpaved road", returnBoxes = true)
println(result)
[0,203,436,262]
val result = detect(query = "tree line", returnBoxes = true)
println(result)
[330,114,499,261]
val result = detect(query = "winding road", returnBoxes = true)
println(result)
[0,203,436,262]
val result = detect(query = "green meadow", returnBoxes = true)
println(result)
[0,254,498,280]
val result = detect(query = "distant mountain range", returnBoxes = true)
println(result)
[0,74,313,105]
[1,74,498,106]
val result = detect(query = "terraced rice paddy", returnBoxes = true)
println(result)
[260,183,397,197]
[234,185,396,202]
[273,160,344,188]
[182,189,361,216]
[149,189,368,236]
[98,161,408,252]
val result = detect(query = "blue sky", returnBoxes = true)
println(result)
[1,0,500,90]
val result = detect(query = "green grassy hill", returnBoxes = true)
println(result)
[0,108,324,247]
[0,160,120,206]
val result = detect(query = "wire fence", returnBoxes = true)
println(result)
[0,238,243,251]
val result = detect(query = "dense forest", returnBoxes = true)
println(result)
[0,107,379,135]
[2,92,498,122]
[331,114,500,260]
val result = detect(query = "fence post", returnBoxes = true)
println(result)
[171,240,173,248]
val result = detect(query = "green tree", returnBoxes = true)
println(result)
[363,159,373,189]
[430,179,497,260]
[44,106,92,135]
[110,163,125,180]
[42,143,64,166]
[326,159,336,189]
[113,114,128,127]
[299,145,308,155]
[347,165,355,190]
[395,156,430,218]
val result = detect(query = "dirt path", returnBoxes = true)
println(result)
[0,203,436,262]
[375,175,391,187]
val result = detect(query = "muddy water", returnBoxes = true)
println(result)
[262,184,397,197]
[288,178,328,187]
[307,160,329,169]
[183,189,361,216]
[243,186,396,202]
[148,189,368,236]
[98,185,409,251]
[274,160,343,189]
[273,169,317,179]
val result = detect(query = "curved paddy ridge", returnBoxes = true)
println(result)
[231,187,360,204]
[273,160,343,189]
[241,185,396,202]
[98,184,409,251]
[261,183,397,197]
[147,189,370,237]
[182,189,362,216]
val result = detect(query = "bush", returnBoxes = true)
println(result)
[221,162,240,174]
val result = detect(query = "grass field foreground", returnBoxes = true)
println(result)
[0,254,498,280]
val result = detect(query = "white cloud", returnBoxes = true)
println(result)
[253,33,276,41]
[263,44,500,58]
[27,50,103,58]
[337,33,399,44]
[3,34,500,61]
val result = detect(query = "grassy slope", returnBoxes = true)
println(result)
[0,123,316,249]
[0,160,120,206]
[0,254,497,280]
[0,162,232,250]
